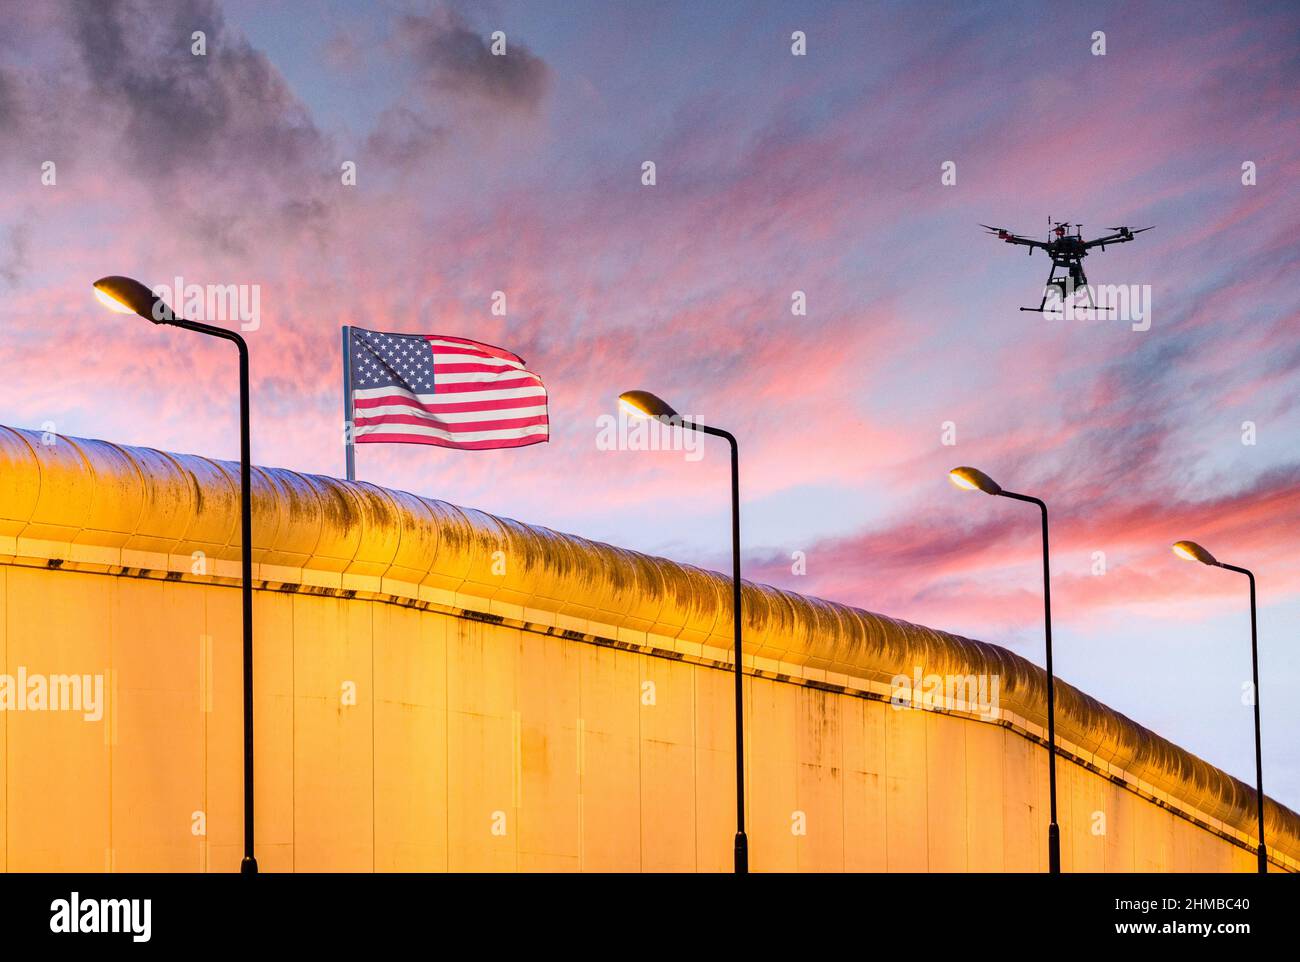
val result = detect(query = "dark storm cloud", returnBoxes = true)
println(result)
[67,0,326,179]
[396,8,550,112]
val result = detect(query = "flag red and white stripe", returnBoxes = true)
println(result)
[348,329,548,450]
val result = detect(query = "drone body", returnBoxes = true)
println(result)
[981,219,1153,312]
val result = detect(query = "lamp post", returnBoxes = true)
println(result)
[619,390,748,873]
[1172,540,1269,873]
[950,466,1060,873]
[94,275,258,874]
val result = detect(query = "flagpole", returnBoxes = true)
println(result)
[342,325,356,482]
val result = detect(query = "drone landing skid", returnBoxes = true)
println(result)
[1021,258,1113,314]
[1021,300,1116,313]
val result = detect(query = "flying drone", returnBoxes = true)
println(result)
[981,218,1153,312]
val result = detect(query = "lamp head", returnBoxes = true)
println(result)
[948,466,1002,496]
[92,276,175,323]
[1172,540,1218,566]
[618,390,678,421]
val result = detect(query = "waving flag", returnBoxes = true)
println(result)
[345,327,549,452]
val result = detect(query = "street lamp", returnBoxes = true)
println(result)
[619,390,749,874]
[950,465,1061,873]
[1172,539,1269,873]
[94,275,258,875]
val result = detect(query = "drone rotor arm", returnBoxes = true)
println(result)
[1086,225,1154,249]
[1002,234,1046,249]
[981,225,1046,248]
[1083,234,1125,249]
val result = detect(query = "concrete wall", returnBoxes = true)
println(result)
[0,426,1295,872]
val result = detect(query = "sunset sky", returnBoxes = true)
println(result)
[2,0,1298,806]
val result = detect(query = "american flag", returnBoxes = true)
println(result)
[347,328,548,450]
